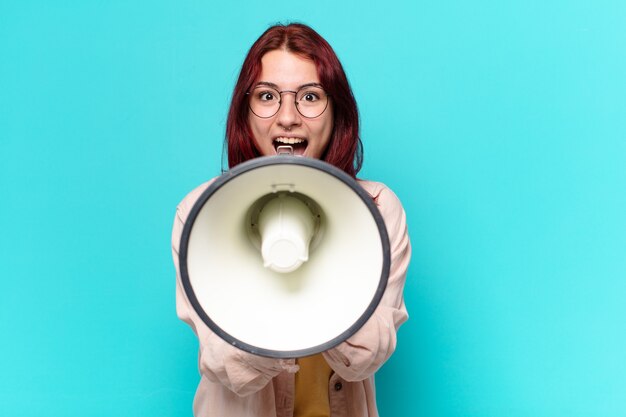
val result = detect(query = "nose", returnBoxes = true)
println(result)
[276,93,301,130]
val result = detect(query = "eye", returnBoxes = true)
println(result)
[258,91,277,101]
[300,91,320,102]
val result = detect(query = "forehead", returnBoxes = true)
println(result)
[258,50,319,88]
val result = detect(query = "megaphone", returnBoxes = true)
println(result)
[179,156,390,358]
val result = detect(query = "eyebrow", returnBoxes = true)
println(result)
[254,81,323,90]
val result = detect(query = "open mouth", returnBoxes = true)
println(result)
[273,137,308,156]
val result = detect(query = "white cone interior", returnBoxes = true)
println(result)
[186,163,384,353]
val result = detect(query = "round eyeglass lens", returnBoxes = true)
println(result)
[295,86,329,118]
[249,86,281,118]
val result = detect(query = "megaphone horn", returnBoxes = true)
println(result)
[179,156,390,358]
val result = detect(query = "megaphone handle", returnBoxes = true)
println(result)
[276,145,294,155]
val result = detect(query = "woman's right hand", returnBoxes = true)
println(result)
[197,328,299,397]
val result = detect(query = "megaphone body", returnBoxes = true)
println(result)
[178,156,391,358]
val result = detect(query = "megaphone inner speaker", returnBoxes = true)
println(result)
[247,191,324,273]
[179,157,390,358]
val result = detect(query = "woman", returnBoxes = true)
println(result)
[172,23,411,417]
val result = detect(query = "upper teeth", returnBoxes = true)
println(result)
[275,137,305,144]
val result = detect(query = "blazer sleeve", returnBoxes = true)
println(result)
[171,181,299,397]
[323,183,411,381]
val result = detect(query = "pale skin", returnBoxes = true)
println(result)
[248,49,334,158]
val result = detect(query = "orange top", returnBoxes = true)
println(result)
[294,353,333,417]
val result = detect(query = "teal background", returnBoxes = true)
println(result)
[1,0,625,416]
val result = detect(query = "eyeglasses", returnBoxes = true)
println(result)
[247,84,330,119]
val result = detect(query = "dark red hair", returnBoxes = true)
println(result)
[225,23,363,177]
